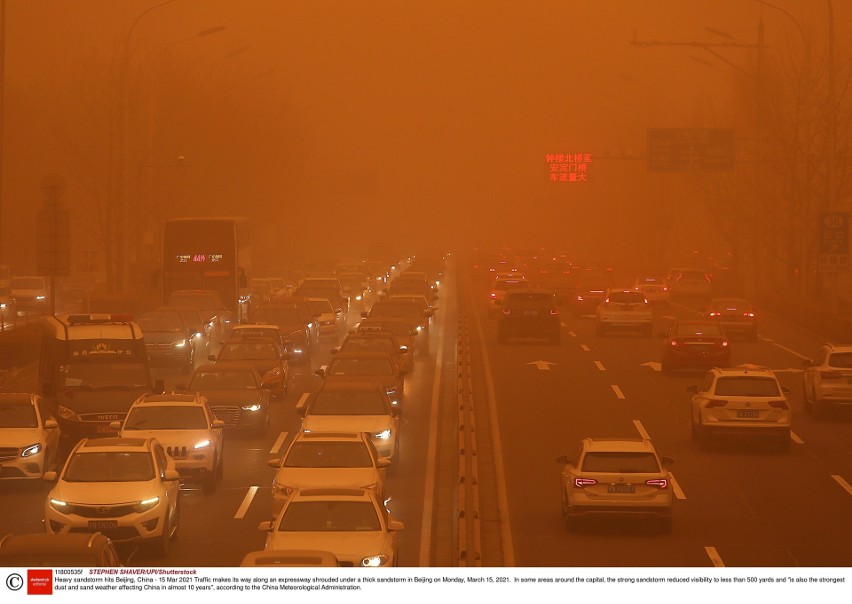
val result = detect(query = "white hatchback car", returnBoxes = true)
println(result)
[0,393,60,480]
[688,365,792,450]
[558,438,674,531]
[258,488,404,567]
[116,394,224,493]
[44,437,181,557]
[595,290,653,336]
[269,431,389,516]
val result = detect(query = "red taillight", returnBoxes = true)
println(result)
[745,312,755,317]
[490,293,496,299]
[670,340,678,347]
[573,477,597,488]
[502,308,511,315]
[706,399,728,408]
[549,309,558,315]
[721,340,729,347]
[820,370,842,380]
[769,401,789,410]
[645,479,668,489]
[709,311,720,317]
[576,295,584,301]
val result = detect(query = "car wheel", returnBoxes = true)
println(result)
[203,453,218,493]
[152,510,172,557]
[216,447,224,480]
[564,508,578,531]
[803,385,814,415]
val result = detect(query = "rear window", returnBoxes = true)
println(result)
[675,323,722,337]
[608,292,645,304]
[504,292,555,306]
[828,353,852,369]
[581,452,660,473]
[713,377,781,397]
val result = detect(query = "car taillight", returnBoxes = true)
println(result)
[502,308,511,315]
[670,340,678,347]
[706,399,728,408]
[709,312,720,317]
[745,312,755,317]
[820,370,843,380]
[769,401,789,410]
[573,477,597,488]
[645,479,668,489]
[577,295,584,301]
[550,309,558,315]
[490,293,496,299]
[720,340,729,347]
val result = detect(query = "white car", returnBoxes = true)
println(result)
[667,268,712,300]
[595,290,653,336]
[688,365,792,451]
[116,394,224,493]
[633,277,670,306]
[488,276,531,318]
[802,343,852,419]
[268,431,389,516]
[299,383,400,462]
[558,438,674,531]
[0,393,60,480]
[307,298,339,338]
[258,488,404,567]
[44,437,181,556]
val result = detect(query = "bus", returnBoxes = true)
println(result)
[161,217,252,323]
[38,314,163,448]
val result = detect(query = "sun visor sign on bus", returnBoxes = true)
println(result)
[69,341,134,357]
[176,254,224,263]
[546,153,591,182]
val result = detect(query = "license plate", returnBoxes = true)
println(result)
[88,520,117,530]
[736,410,760,418]
[608,483,635,494]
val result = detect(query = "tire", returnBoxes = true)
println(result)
[202,452,218,494]
[152,510,172,557]
[803,385,814,415]
[216,449,224,481]
[813,399,827,420]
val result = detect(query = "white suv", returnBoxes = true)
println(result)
[44,437,181,557]
[802,344,852,419]
[557,438,674,531]
[688,365,792,451]
[595,290,653,336]
[116,394,224,492]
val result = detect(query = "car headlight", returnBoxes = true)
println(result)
[242,403,262,412]
[21,443,42,457]
[57,405,80,421]
[374,429,391,440]
[49,498,69,512]
[36,295,46,300]
[193,439,211,450]
[361,554,389,567]
[416,325,423,332]
[0,303,5,308]
[135,497,160,513]
[173,339,187,348]
[355,295,362,301]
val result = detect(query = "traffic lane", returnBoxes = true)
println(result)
[577,321,852,566]
[470,297,708,566]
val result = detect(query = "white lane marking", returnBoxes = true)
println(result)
[560,322,568,328]
[831,475,852,497]
[594,360,606,371]
[568,331,577,338]
[294,392,310,411]
[640,361,662,371]
[234,486,259,519]
[580,344,590,352]
[611,385,626,399]
[670,475,686,500]
[791,431,804,444]
[269,431,288,454]
[760,336,775,343]
[767,341,810,361]
[705,546,725,567]
[527,360,555,370]
[632,419,650,440]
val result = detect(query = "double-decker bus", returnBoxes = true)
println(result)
[161,217,252,323]
[39,314,163,450]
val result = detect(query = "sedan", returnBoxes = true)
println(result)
[258,488,404,567]
[212,338,291,398]
[661,320,730,373]
[704,298,758,340]
[182,362,271,434]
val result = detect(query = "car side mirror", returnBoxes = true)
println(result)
[388,520,405,531]
[44,419,58,429]
[686,385,698,394]
[109,421,121,431]
[801,359,814,367]
[212,420,225,429]
[165,469,180,482]
[154,379,165,394]
[175,383,187,392]
[267,458,282,468]
[661,456,674,467]
[258,520,273,532]
[377,458,391,469]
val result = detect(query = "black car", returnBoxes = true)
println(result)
[183,362,270,434]
[253,302,315,364]
[497,291,561,344]
[136,309,197,373]
[660,320,731,373]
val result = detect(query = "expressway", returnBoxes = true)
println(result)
[1,257,851,567]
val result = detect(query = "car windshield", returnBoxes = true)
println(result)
[608,292,645,304]
[136,314,184,333]
[581,452,660,473]
[63,452,155,482]
[124,406,208,430]
[311,391,389,415]
[675,324,722,337]
[828,352,852,368]
[255,307,303,325]
[328,358,394,376]
[219,341,279,361]
[60,363,149,389]
[342,338,395,354]
[278,501,380,532]
[10,278,45,289]
[308,299,334,315]
[189,370,257,390]
[0,402,38,428]
[284,442,372,468]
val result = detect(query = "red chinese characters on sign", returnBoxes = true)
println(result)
[545,153,591,182]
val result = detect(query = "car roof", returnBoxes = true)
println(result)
[711,364,776,378]
[0,532,113,556]
[291,431,367,443]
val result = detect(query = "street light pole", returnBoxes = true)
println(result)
[0,0,6,267]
